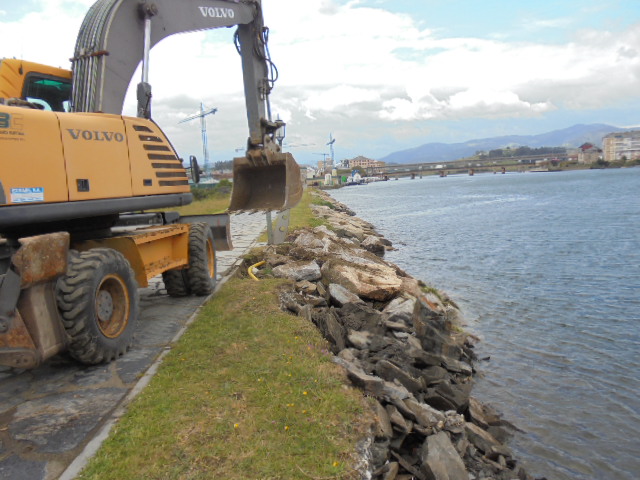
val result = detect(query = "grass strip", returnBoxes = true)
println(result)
[289,189,330,230]
[78,189,371,480]
[174,191,230,215]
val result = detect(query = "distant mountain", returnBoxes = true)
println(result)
[380,124,632,164]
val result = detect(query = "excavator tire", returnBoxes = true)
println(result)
[56,248,139,364]
[162,269,190,297]
[186,223,217,296]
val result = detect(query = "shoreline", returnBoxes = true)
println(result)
[250,188,544,480]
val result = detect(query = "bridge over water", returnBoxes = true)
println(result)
[368,153,572,177]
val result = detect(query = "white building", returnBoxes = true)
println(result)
[347,156,385,174]
[603,131,640,162]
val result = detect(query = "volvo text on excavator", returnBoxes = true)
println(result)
[0,0,303,369]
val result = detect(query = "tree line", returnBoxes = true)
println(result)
[213,160,234,171]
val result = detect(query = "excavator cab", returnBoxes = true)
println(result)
[0,59,71,111]
[23,76,71,112]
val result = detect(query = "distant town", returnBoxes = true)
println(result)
[208,129,640,184]
[310,129,640,182]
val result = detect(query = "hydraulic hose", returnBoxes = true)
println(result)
[248,260,266,281]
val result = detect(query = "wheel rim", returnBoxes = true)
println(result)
[206,239,215,278]
[95,274,130,338]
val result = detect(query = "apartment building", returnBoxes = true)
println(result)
[603,131,640,162]
[347,156,385,172]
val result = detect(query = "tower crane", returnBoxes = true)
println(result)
[179,102,217,175]
[326,133,336,169]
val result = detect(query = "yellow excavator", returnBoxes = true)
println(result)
[0,0,302,369]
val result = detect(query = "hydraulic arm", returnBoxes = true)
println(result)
[71,0,302,211]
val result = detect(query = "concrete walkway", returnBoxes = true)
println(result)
[0,213,267,480]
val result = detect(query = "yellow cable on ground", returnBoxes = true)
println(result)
[248,260,266,281]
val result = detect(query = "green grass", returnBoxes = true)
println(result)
[78,192,371,480]
[175,185,328,237]
[310,197,336,210]
[290,188,329,231]
[173,186,231,215]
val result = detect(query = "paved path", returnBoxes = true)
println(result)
[0,213,267,480]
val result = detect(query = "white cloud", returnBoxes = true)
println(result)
[318,0,340,15]
[0,0,93,67]
[447,89,555,118]
[1,0,639,162]
[260,1,640,128]
[522,16,574,32]
[304,86,379,113]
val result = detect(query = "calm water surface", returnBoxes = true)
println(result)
[331,168,640,480]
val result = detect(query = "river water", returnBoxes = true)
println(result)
[331,168,640,480]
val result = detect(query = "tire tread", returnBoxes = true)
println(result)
[56,248,138,364]
[187,223,216,296]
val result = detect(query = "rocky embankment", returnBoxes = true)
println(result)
[245,190,543,480]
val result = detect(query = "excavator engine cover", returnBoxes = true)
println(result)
[229,151,303,211]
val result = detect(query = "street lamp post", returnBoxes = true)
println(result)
[275,117,286,147]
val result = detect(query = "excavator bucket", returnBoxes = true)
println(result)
[229,152,303,211]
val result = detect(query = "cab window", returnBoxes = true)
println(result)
[22,74,71,112]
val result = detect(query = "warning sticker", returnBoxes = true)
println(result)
[11,187,44,203]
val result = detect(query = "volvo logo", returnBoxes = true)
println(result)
[66,129,125,142]
[198,6,235,19]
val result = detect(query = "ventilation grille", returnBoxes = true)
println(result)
[134,124,189,187]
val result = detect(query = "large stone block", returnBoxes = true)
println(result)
[382,295,416,324]
[375,360,425,394]
[335,302,384,333]
[373,400,394,439]
[335,224,365,241]
[273,260,322,282]
[424,382,471,413]
[334,357,385,396]
[385,404,410,433]
[421,366,449,386]
[293,231,325,248]
[362,235,386,257]
[321,261,402,301]
[328,283,364,307]
[312,225,338,238]
[414,318,463,359]
[347,330,372,350]
[403,397,445,428]
[419,431,468,480]
[464,422,502,455]
[325,310,347,352]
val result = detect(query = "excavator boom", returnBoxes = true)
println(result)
[71,0,302,211]
[71,0,255,115]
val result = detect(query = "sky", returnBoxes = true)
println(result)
[1,0,639,167]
